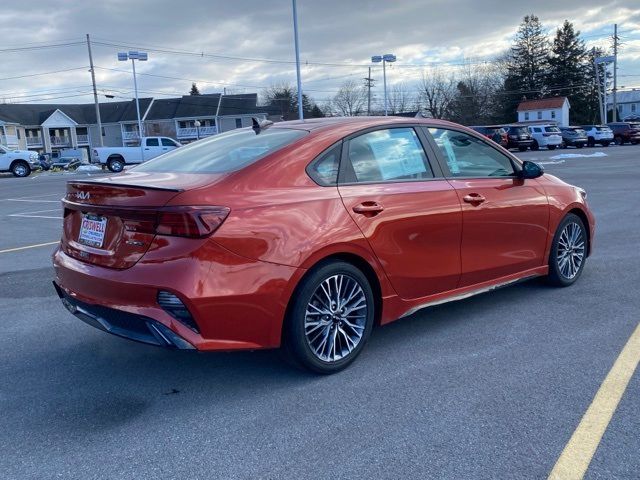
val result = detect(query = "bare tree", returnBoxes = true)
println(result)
[418,68,456,119]
[333,80,367,116]
[448,61,503,125]
[385,82,415,115]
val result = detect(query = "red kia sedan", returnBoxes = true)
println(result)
[53,117,594,373]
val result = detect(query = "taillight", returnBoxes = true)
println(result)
[123,206,230,238]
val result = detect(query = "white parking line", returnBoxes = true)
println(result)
[3,199,60,203]
[8,208,62,220]
[0,241,59,254]
[1,193,60,200]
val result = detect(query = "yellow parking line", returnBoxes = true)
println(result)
[548,322,640,480]
[0,241,59,254]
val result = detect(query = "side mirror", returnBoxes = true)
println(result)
[520,160,544,179]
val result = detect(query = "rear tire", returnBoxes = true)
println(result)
[531,140,540,151]
[548,145,556,150]
[601,141,610,147]
[107,156,125,173]
[576,143,584,149]
[587,137,595,147]
[283,261,375,374]
[614,136,623,146]
[11,160,31,177]
[547,213,587,288]
[518,146,527,152]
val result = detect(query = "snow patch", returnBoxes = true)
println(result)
[549,152,608,160]
[75,165,103,172]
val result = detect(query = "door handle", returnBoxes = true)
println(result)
[353,202,384,215]
[463,193,486,204]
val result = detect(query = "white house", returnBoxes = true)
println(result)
[517,97,570,126]
[608,89,640,121]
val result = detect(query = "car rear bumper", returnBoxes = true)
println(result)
[52,240,302,351]
[53,281,195,349]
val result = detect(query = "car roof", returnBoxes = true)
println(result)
[270,116,459,133]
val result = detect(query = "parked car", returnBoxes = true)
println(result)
[528,124,563,150]
[469,126,508,148]
[53,117,594,373]
[559,127,588,149]
[93,136,182,172]
[500,125,534,151]
[0,144,40,177]
[580,125,613,147]
[51,157,82,170]
[607,122,640,145]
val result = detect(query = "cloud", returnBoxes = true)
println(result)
[0,0,638,106]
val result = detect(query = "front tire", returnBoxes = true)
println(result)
[11,160,31,177]
[531,140,540,151]
[518,146,527,152]
[283,261,375,374]
[548,145,557,150]
[547,213,588,287]
[614,136,623,146]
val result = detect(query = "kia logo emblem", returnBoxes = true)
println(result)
[75,191,90,200]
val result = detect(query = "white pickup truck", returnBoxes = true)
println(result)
[0,145,40,177]
[93,137,182,172]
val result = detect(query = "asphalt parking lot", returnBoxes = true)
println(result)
[1,147,639,479]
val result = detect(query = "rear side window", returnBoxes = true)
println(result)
[146,138,159,147]
[343,128,433,183]
[307,143,341,186]
[135,128,308,173]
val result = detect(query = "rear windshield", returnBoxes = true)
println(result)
[596,126,611,131]
[545,127,561,133]
[134,128,308,173]
[508,127,529,135]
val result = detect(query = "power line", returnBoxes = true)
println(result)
[0,41,84,53]
[0,67,88,81]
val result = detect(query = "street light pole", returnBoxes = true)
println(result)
[118,51,148,161]
[292,0,304,120]
[371,54,396,116]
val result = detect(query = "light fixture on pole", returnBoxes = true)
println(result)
[371,53,396,116]
[118,51,148,154]
[194,120,201,140]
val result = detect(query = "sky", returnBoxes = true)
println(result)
[1,0,639,108]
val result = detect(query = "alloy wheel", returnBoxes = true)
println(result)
[304,274,368,362]
[13,164,28,177]
[556,221,585,279]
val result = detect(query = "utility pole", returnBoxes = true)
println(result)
[593,49,604,124]
[86,34,103,147]
[364,67,375,115]
[612,24,618,122]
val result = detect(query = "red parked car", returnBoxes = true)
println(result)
[53,117,595,373]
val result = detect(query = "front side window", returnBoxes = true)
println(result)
[344,128,433,183]
[428,128,515,178]
[161,138,177,147]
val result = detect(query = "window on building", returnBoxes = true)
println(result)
[537,111,542,120]
[524,112,529,120]
[551,110,556,119]
[235,118,243,128]
[632,104,637,113]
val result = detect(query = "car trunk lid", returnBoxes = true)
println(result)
[60,172,223,269]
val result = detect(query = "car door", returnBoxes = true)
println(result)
[0,146,8,169]
[144,138,162,160]
[161,137,179,154]
[337,126,462,300]
[424,126,549,287]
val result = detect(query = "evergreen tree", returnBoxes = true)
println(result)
[498,14,549,121]
[547,20,590,123]
[189,83,201,95]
